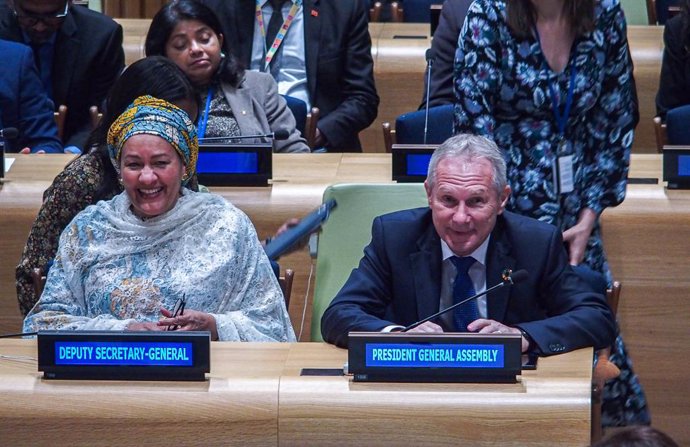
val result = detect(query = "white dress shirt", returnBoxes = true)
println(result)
[250,0,311,108]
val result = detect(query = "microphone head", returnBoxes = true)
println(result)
[273,129,290,140]
[508,269,529,284]
[425,48,435,62]
[1,127,19,139]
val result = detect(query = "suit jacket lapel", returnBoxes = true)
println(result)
[219,78,253,132]
[302,0,320,101]
[52,14,79,105]
[486,215,516,321]
[410,222,443,324]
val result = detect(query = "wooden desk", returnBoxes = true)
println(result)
[280,344,592,446]
[0,340,593,446]
[1,153,688,445]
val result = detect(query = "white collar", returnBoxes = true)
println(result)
[440,234,490,265]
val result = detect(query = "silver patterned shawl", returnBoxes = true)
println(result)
[23,190,296,342]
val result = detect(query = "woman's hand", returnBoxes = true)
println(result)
[562,208,597,265]
[158,308,219,341]
[126,321,164,332]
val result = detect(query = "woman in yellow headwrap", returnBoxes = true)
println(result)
[24,96,296,342]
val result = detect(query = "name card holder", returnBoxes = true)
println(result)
[391,144,437,183]
[348,332,522,383]
[197,143,272,186]
[663,145,690,189]
[37,331,211,381]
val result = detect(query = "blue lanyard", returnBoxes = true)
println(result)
[534,28,577,136]
[547,63,576,135]
[196,87,214,140]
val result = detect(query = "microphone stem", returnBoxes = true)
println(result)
[423,60,433,145]
[402,281,507,332]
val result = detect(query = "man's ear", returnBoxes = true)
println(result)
[424,180,433,206]
[497,185,511,214]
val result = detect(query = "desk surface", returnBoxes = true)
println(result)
[0,339,592,446]
[1,153,689,445]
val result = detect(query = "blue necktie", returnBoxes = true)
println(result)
[451,256,478,332]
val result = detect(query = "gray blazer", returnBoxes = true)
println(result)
[219,71,310,153]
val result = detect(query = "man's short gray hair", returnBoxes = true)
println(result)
[426,134,507,193]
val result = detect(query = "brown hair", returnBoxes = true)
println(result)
[506,0,596,40]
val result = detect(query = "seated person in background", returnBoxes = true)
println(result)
[656,0,690,117]
[0,38,62,153]
[202,0,379,152]
[15,56,200,317]
[0,0,124,152]
[145,0,309,153]
[321,134,616,353]
[23,95,296,342]
[419,0,473,109]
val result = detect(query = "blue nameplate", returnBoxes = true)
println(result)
[663,145,690,189]
[348,332,522,383]
[197,143,272,186]
[38,331,210,381]
[391,145,436,183]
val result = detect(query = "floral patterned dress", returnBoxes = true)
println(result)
[454,0,635,281]
[23,190,296,342]
[453,0,648,427]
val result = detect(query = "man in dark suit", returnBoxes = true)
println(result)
[0,0,124,151]
[0,38,62,153]
[321,134,616,353]
[420,0,472,109]
[202,0,379,152]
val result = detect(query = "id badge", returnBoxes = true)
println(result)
[552,137,574,194]
[557,155,574,194]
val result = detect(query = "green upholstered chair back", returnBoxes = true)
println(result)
[620,0,650,25]
[310,183,429,341]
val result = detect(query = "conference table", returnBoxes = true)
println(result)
[0,339,593,446]
[1,153,689,446]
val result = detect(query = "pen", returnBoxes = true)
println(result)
[167,294,186,331]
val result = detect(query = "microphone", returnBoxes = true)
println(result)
[199,129,290,143]
[402,269,529,332]
[423,48,435,145]
[0,127,19,139]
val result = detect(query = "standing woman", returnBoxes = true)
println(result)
[453,0,648,427]
[656,0,690,117]
[145,0,309,153]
